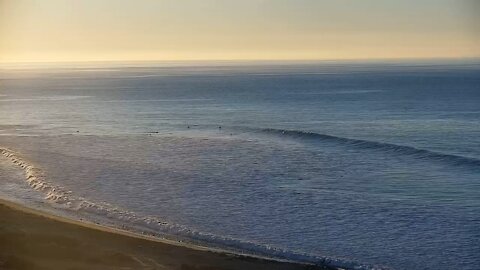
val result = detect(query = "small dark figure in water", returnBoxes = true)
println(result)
[218,126,222,129]
[187,126,190,129]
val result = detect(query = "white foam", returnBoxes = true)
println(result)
[0,146,385,270]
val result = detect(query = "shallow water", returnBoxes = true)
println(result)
[1,61,479,269]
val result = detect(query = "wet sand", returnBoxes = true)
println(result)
[0,199,334,270]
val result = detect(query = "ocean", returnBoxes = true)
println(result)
[0,60,479,270]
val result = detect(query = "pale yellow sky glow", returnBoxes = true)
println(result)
[0,0,479,63]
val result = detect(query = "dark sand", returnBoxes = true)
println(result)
[0,200,333,270]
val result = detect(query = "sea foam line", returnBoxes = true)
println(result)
[0,146,387,270]
[0,147,152,219]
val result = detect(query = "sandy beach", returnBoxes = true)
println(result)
[0,199,333,270]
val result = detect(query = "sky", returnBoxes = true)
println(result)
[0,0,479,63]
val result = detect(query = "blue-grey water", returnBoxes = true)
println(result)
[0,60,479,270]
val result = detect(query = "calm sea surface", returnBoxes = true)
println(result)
[1,61,479,269]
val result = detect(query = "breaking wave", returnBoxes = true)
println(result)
[0,146,387,270]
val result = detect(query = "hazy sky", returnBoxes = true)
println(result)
[0,0,479,63]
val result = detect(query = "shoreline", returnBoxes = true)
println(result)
[0,146,340,269]
[0,198,336,270]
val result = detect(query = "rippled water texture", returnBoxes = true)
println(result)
[1,61,479,270]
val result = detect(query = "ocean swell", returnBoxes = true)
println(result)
[256,128,480,168]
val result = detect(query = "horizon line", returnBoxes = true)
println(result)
[1,56,479,67]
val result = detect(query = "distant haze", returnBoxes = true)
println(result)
[0,0,479,63]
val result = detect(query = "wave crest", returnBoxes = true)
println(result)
[259,128,480,168]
